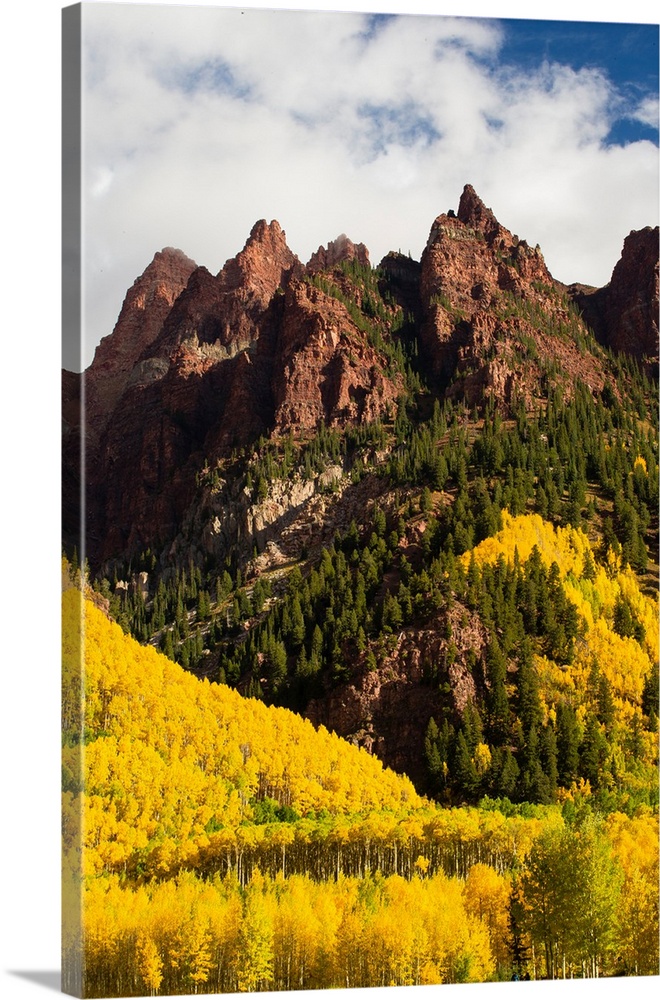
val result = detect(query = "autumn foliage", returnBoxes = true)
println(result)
[62,550,658,993]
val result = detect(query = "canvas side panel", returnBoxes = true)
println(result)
[62,4,84,998]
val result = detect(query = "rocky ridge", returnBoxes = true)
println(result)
[87,247,198,442]
[307,233,370,273]
[70,222,404,562]
[64,184,658,568]
[418,185,610,408]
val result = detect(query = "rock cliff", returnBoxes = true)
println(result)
[570,226,659,374]
[418,184,608,408]
[87,247,198,439]
[75,218,404,564]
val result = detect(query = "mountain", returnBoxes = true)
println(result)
[65,216,407,563]
[63,184,659,807]
[64,186,657,564]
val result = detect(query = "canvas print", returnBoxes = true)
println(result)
[62,2,660,996]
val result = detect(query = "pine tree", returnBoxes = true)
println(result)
[579,714,609,789]
[453,730,479,799]
[556,703,580,787]
[485,637,510,743]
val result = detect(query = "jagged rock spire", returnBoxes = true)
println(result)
[457,184,500,234]
[220,219,302,295]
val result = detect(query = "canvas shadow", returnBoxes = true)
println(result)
[8,971,61,993]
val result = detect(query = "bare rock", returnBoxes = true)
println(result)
[307,233,370,272]
[571,227,659,373]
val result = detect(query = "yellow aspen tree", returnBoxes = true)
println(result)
[464,863,512,971]
[136,933,163,996]
[236,872,275,992]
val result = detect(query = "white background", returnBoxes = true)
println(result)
[1,2,658,999]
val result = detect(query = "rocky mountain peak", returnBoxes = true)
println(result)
[91,246,198,367]
[220,218,301,298]
[151,245,198,270]
[307,233,370,272]
[456,183,500,234]
[419,185,600,407]
[251,217,281,237]
[83,246,198,430]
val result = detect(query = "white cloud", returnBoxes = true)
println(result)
[78,3,659,368]
[632,94,660,128]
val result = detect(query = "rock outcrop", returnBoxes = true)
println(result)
[146,221,301,362]
[307,233,370,272]
[570,226,659,373]
[62,246,198,549]
[87,247,198,438]
[306,600,489,787]
[418,184,607,408]
[272,279,401,433]
[74,219,403,565]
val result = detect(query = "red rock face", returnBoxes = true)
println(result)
[571,227,659,372]
[307,233,370,272]
[272,279,401,433]
[62,247,197,549]
[607,227,659,362]
[148,221,302,360]
[86,248,198,439]
[80,219,403,565]
[419,184,606,407]
[221,219,302,298]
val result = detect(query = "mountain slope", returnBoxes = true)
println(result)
[64,185,659,808]
[62,584,422,878]
[62,578,659,995]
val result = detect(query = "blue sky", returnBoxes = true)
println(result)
[78,2,659,369]
[499,19,658,146]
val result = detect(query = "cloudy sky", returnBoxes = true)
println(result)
[75,1,659,371]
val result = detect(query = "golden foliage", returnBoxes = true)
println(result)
[62,562,658,994]
[463,512,659,728]
[63,590,422,880]
[80,869,496,995]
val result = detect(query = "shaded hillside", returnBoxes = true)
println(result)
[570,225,659,376]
